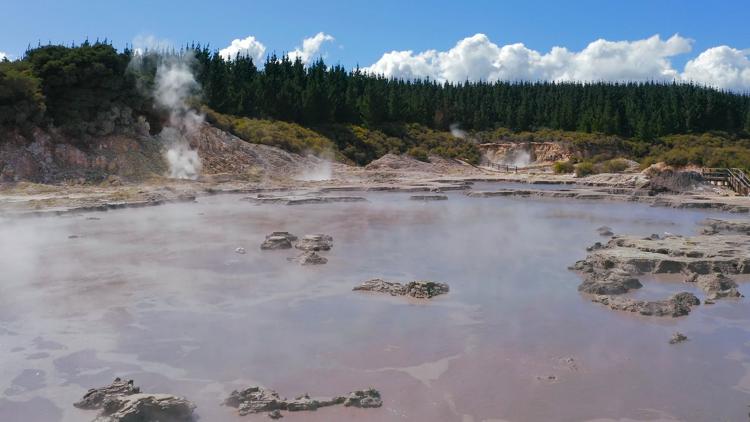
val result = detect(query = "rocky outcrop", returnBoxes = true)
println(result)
[591,292,700,317]
[669,332,688,344]
[295,234,333,252]
[572,233,750,278]
[689,273,743,299]
[353,279,450,299]
[572,220,747,316]
[288,251,328,265]
[261,232,297,250]
[364,154,437,172]
[0,122,348,183]
[577,270,643,295]
[224,386,381,418]
[74,378,195,422]
[0,127,165,183]
[700,218,750,235]
[478,142,571,166]
[342,389,383,408]
[74,378,140,410]
[92,394,195,422]
[466,187,750,213]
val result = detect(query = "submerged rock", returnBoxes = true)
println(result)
[353,279,449,299]
[75,378,195,422]
[343,389,382,408]
[596,226,614,237]
[225,386,284,415]
[669,332,688,344]
[409,195,448,201]
[700,218,750,235]
[577,270,643,295]
[268,409,283,419]
[295,234,333,251]
[287,251,328,265]
[591,292,699,317]
[246,195,367,206]
[404,281,451,299]
[689,273,743,299]
[261,232,297,250]
[224,386,381,418]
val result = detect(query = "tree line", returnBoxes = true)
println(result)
[2,41,750,141]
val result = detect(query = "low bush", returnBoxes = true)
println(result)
[575,161,596,177]
[407,146,429,162]
[553,160,575,174]
[598,158,630,173]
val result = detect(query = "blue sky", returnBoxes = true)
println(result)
[3,0,750,89]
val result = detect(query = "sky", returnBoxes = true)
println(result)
[2,0,749,90]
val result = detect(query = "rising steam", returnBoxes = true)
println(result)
[154,57,203,179]
[295,152,333,181]
[507,150,531,167]
[449,123,467,140]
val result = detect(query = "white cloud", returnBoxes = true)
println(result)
[288,32,334,64]
[0,51,7,61]
[682,46,750,91]
[366,33,693,84]
[219,35,266,62]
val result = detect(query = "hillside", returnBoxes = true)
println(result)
[2,41,750,183]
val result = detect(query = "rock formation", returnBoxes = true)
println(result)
[288,251,328,265]
[571,220,748,316]
[261,232,298,250]
[596,226,614,236]
[74,378,195,422]
[669,332,688,344]
[689,273,743,299]
[74,378,140,410]
[577,270,643,295]
[295,234,333,251]
[353,279,450,299]
[224,386,381,418]
[591,292,700,317]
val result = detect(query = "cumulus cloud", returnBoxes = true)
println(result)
[682,46,750,91]
[366,33,693,83]
[288,32,335,64]
[0,51,7,61]
[219,35,266,62]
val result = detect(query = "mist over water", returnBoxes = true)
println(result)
[1,190,749,421]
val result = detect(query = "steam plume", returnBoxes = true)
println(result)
[154,56,203,179]
[296,151,333,181]
[449,123,467,139]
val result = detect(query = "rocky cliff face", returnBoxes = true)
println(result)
[0,123,333,183]
[479,142,572,166]
[0,127,165,183]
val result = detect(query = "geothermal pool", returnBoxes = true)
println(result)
[1,186,749,421]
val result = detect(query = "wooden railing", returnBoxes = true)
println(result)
[487,163,519,173]
[701,168,750,195]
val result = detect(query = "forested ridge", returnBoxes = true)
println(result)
[2,41,750,169]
